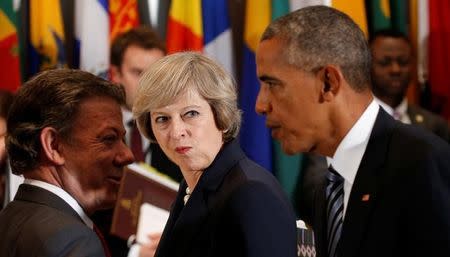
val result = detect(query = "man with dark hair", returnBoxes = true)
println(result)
[370,29,449,141]
[255,6,450,257]
[0,69,134,257]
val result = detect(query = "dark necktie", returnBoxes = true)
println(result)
[93,224,112,257]
[130,121,145,162]
[326,166,344,257]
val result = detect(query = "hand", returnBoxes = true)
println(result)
[138,233,162,257]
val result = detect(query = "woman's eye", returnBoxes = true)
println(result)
[155,116,169,123]
[184,110,199,118]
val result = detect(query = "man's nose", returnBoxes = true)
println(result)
[255,86,271,115]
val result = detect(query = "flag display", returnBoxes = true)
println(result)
[0,0,21,91]
[166,0,203,53]
[74,0,109,78]
[202,0,234,75]
[28,0,66,76]
[239,0,272,172]
[110,0,139,41]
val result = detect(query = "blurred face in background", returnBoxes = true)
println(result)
[150,89,224,174]
[111,45,165,110]
[371,36,412,107]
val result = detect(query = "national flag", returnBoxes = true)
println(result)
[74,0,109,78]
[0,0,21,91]
[239,0,272,172]
[28,0,66,76]
[429,0,450,119]
[202,0,234,75]
[166,0,203,53]
[332,0,368,37]
[109,0,139,41]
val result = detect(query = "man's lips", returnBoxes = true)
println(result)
[107,176,122,185]
[175,146,191,154]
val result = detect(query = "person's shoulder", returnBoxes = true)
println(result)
[389,121,450,168]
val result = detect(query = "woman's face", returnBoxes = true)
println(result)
[150,89,224,173]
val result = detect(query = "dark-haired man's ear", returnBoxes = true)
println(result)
[40,127,65,165]
[320,65,341,102]
[110,65,122,84]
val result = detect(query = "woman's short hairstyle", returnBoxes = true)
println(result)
[133,52,241,143]
[6,69,126,175]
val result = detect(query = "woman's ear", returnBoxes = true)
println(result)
[40,127,65,165]
[320,65,342,102]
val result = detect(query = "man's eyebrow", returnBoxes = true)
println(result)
[259,75,280,82]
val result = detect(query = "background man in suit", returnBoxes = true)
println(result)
[255,6,450,257]
[110,25,181,181]
[370,29,450,141]
[94,26,181,257]
[0,69,134,257]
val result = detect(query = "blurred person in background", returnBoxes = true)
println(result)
[0,89,14,210]
[94,26,181,257]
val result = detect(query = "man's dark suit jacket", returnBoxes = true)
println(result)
[298,109,450,257]
[154,139,297,257]
[407,104,450,142]
[0,184,105,257]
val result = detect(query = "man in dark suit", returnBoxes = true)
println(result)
[370,29,449,142]
[255,6,450,257]
[295,29,450,218]
[0,69,134,257]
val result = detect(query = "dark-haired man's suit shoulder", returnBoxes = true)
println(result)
[0,184,104,257]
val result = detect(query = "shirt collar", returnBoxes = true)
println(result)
[374,97,408,117]
[23,179,93,229]
[327,100,379,185]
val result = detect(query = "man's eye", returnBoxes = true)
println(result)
[184,110,199,118]
[102,135,117,143]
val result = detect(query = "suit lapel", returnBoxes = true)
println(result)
[159,140,246,257]
[339,109,395,257]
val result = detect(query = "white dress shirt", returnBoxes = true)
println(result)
[375,97,411,124]
[326,100,379,218]
[23,178,93,229]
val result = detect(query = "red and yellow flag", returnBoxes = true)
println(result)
[110,0,139,41]
[0,0,21,91]
[166,0,203,54]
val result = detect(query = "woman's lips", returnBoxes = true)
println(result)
[175,146,191,154]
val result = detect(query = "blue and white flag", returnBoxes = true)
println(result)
[74,0,109,78]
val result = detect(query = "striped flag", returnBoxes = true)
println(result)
[109,0,139,41]
[74,0,109,78]
[202,0,234,75]
[0,0,21,91]
[166,0,203,53]
[28,0,66,76]
[239,0,272,172]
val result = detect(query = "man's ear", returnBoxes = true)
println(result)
[110,65,121,84]
[40,127,65,165]
[320,65,342,102]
